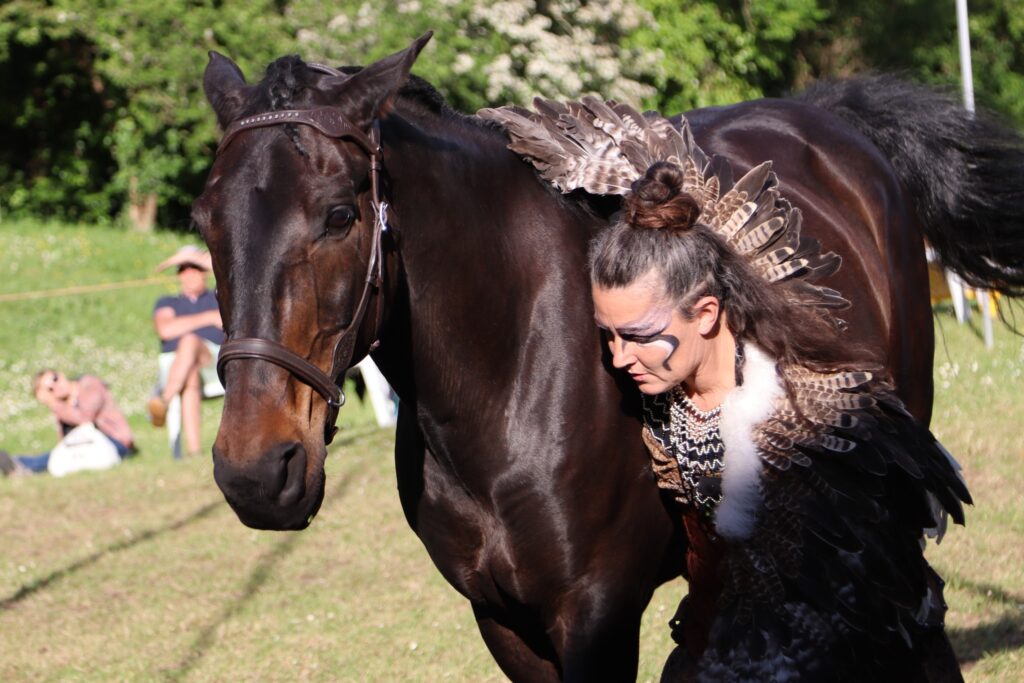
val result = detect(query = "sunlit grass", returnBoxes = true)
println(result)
[1,220,1021,681]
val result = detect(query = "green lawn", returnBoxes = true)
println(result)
[1,219,1021,681]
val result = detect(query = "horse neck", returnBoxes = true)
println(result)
[376,111,602,424]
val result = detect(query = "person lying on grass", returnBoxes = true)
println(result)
[0,368,136,477]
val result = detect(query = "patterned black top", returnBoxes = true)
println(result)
[643,386,725,519]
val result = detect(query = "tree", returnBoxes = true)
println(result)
[83,0,295,230]
[628,0,825,113]
[287,0,659,112]
[1,1,1020,229]
[0,2,121,222]
[0,0,296,228]
[811,0,1024,125]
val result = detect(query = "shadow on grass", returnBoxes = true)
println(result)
[948,575,1024,665]
[162,458,364,682]
[952,613,1024,666]
[0,499,223,610]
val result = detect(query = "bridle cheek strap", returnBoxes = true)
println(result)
[215,111,387,445]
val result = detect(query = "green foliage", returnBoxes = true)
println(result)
[1,1,1021,228]
[630,0,825,113]
[288,0,659,111]
[83,0,295,221]
[633,0,1023,121]
[0,3,120,222]
[815,0,1024,125]
[0,0,297,226]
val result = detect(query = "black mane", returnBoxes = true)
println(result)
[243,55,312,115]
[244,56,492,134]
[241,55,315,156]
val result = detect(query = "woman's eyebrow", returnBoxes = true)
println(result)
[618,312,671,335]
[617,322,662,335]
[593,310,670,334]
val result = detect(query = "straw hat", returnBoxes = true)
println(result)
[156,245,213,273]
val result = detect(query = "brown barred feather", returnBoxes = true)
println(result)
[733,216,787,254]
[610,102,648,140]
[703,174,720,207]
[760,260,809,283]
[787,367,874,388]
[642,426,687,505]
[683,161,705,201]
[718,201,757,238]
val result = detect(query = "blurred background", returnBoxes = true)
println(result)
[1,2,1021,681]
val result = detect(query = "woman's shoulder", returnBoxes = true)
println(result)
[717,341,968,534]
[77,374,111,394]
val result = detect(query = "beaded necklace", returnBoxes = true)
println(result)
[643,343,745,517]
[666,387,725,515]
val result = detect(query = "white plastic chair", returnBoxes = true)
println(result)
[157,352,225,458]
[354,357,398,428]
[928,246,993,349]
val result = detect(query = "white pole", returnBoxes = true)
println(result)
[956,0,975,114]
[955,0,994,349]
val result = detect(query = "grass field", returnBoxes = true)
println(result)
[1,219,1022,681]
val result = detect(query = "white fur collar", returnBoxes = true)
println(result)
[714,343,783,540]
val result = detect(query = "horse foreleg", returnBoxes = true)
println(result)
[472,603,561,682]
[552,594,645,683]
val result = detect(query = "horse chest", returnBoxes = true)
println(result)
[395,432,567,605]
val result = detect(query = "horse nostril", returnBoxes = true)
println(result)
[211,440,309,515]
[276,442,307,507]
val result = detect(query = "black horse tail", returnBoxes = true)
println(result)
[797,75,1024,296]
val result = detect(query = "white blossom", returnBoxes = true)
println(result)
[452,53,475,75]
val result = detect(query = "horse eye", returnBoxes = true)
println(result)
[326,205,356,235]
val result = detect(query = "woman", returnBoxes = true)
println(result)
[590,162,969,679]
[484,99,971,680]
[1,369,136,475]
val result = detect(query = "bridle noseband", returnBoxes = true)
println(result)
[214,102,389,445]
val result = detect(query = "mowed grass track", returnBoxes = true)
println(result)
[1,220,1022,681]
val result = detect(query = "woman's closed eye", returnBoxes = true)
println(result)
[621,332,659,344]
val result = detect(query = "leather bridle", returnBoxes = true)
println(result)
[213,100,389,445]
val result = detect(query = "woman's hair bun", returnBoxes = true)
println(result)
[625,161,701,231]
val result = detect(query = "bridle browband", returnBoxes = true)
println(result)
[214,96,389,445]
[215,107,378,158]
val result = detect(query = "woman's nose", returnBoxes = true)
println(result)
[610,339,634,369]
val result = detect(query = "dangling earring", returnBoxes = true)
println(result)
[734,340,746,387]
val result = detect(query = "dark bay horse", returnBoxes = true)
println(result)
[195,34,1024,681]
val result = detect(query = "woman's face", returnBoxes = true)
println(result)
[37,371,71,401]
[592,272,715,395]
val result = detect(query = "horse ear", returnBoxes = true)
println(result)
[204,51,249,129]
[325,31,433,129]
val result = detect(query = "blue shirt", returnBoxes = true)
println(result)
[153,289,225,353]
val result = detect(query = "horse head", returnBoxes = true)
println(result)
[195,34,431,530]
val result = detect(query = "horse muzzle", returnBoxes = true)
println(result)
[212,440,325,530]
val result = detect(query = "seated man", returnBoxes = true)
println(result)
[147,245,224,458]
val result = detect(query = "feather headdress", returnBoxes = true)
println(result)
[479,97,847,310]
